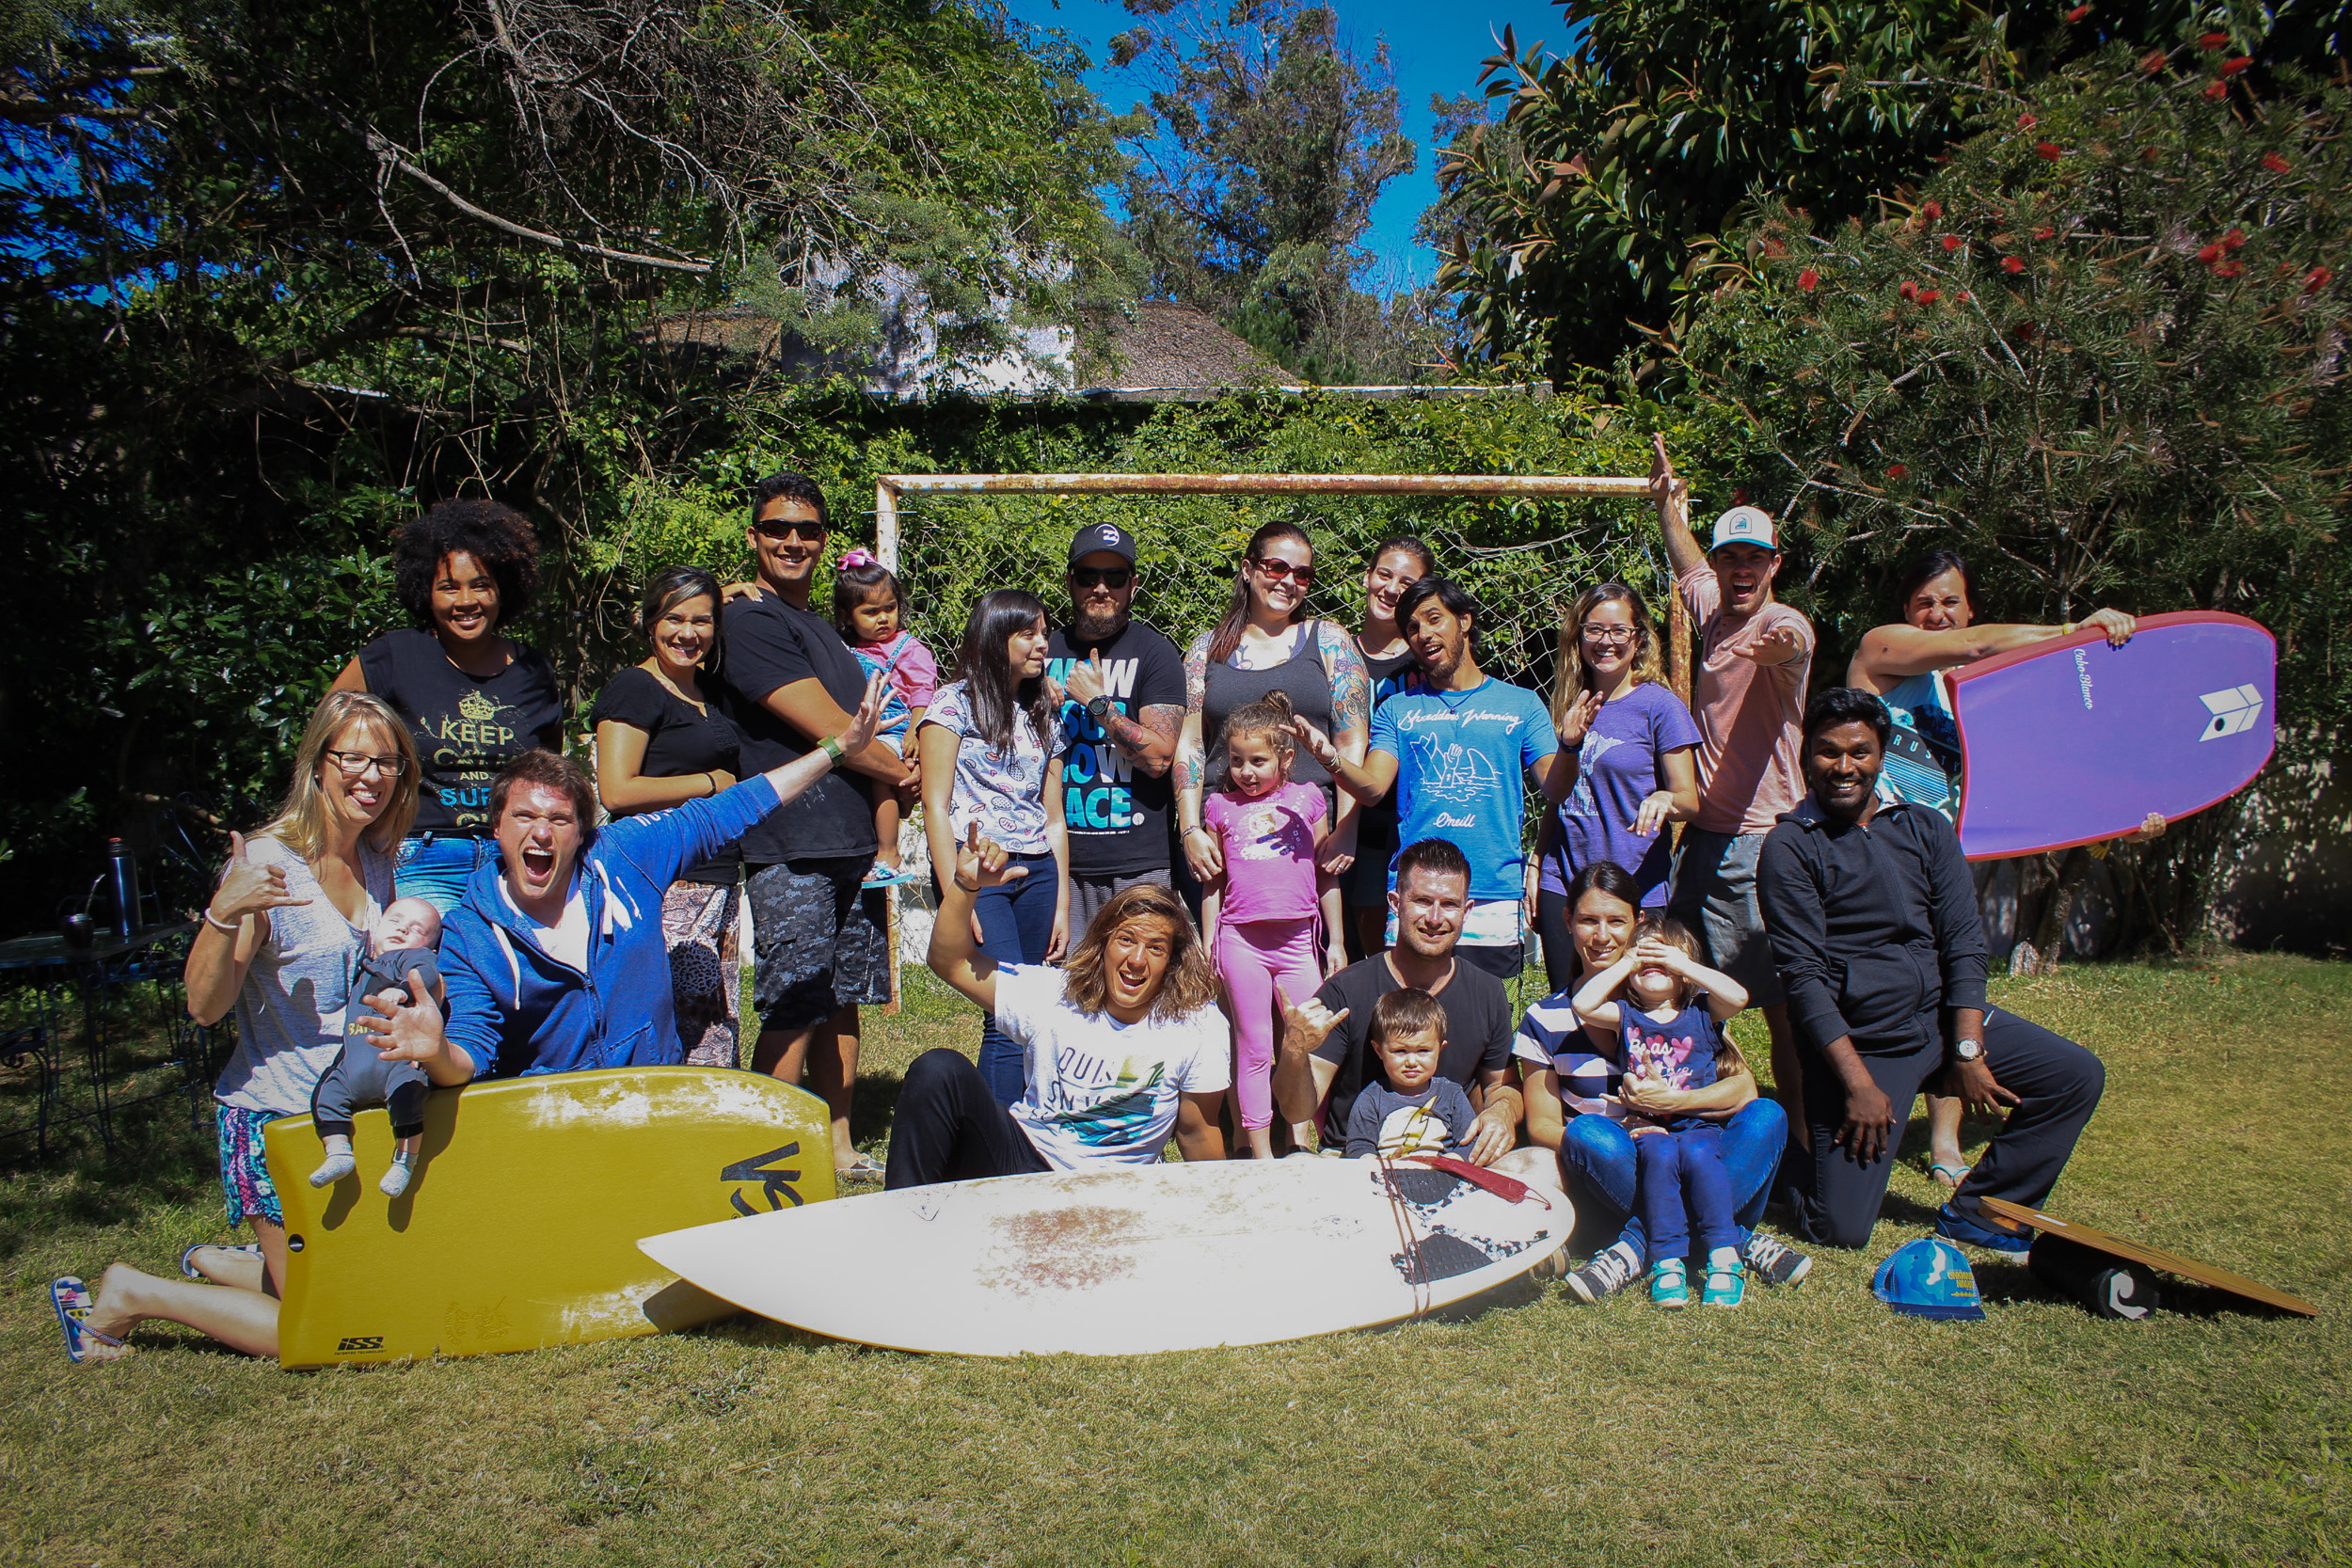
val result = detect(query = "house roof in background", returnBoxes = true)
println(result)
[1086,302,1302,398]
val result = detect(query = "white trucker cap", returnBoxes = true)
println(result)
[1709,505,1779,552]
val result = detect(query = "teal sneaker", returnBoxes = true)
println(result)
[1648,1257,1690,1310]
[1701,1254,1747,1307]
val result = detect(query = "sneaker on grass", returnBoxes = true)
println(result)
[1935,1201,2032,1257]
[1742,1231,1813,1288]
[1565,1241,1642,1304]
[1648,1257,1690,1309]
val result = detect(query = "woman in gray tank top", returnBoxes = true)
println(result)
[1177,522,1371,888]
[53,691,425,1363]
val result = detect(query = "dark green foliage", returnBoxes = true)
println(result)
[1428,0,2352,380]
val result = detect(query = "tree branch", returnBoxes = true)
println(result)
[363,127,712,275]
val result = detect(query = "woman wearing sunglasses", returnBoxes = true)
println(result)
[1177,521,1370,981]
[331,500,564,915]
[1531,583,1702,992]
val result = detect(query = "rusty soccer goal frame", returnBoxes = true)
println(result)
[865,469,1688,1012]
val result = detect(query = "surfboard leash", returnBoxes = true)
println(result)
[1375,1155,1435,1319]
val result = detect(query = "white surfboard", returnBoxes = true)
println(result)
[639,1156,1569,1356]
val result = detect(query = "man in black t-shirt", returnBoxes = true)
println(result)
[1271,838,1522,1162]
[718,470,917,1178]
[1044,521,1188,931]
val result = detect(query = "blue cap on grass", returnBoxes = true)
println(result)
[1873,1237,1986,1322]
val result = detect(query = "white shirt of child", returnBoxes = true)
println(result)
[995,964,1232,1168]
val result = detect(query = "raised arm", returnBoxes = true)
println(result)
[1272,983,1348,1131]
[1062,647,1180,778]
[1849,610,2139,690]
[1652,435,1704,581]
[1570,950,1639,1031]
[183,832,300,1026]
[759,677,911,787]
[926,824,1027,1013]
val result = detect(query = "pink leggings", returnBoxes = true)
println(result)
[1215,917,1322,1131]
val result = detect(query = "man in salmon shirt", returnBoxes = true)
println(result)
[1651,435,1815,1136]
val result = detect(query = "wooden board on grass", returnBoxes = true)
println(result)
[266,1066,837,1368]
[1979,1196,2318,1317]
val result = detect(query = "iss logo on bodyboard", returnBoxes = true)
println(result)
[723,1141,805,1215]
[336,1335,385,1353]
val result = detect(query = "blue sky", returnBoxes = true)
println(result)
[1001,0,1574,292]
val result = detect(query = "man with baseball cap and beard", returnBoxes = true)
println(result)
[1651,436,1816,1141]
[1046,521,1188,929]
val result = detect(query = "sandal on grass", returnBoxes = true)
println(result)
[1929,1162,1973,1190]
[178,1241,262,1280]
[835,1154,886,1181]
[860,864,920,890]
[50,1277,125,1365]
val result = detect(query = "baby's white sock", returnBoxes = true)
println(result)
[309,1135,357,1188]
[378,1149,414,1198]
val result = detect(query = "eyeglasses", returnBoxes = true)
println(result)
[752,518,828,542]
[1580,626,1640,647]
[1072,566,1134,590]
[1250,557,1315,586]
[324,750,408,778]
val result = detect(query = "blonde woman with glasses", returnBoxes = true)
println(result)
[50,690,443,1364]
[1532,583,1702,992]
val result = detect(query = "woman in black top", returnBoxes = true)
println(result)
[332,499,563,913]
[590,566,748,1068]
[1176,521,1370,975]
[1341,534,1432,958]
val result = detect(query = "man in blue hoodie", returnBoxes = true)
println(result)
[360,678,883,1079]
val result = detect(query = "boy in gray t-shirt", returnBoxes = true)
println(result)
[1343,989,1479,1159]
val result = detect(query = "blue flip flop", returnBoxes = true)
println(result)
[50,1276,125,1364]
[860,864,921,890]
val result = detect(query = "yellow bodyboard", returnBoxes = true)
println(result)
[265,1067,836,1369]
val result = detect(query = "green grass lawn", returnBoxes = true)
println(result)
[2,957,2346,1565]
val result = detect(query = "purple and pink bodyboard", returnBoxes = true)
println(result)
[1948,611,2277,860]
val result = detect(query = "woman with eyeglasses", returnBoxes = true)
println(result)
[590,566,748,1069]
[1532,583,1702,991]
[331,500,564,915]
[1177,522,1370,981]
[51,691,434,1362]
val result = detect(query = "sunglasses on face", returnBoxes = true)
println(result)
[1072,566,1134,590]
[752,518,828,543]
[1251,557,1315,586]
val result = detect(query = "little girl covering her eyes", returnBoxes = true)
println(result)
[1200,691,1347,1159]
[1571,914,1753,1310]
[835,548,938,887]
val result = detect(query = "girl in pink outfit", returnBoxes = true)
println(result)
[835,548,939,884]
[1201,691,1346,1158]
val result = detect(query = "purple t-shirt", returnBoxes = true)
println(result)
[1205,779,1323,924]
[1538,681,1703,905]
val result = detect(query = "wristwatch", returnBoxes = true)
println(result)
[1953,1037,1985,1063]
[1086,695,1112,721]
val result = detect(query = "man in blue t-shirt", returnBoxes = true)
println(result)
[1295,578,1570,979]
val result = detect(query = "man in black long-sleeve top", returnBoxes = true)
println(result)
[1758,687,2105,1251]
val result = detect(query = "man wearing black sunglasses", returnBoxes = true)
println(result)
[717,470,917,1180]
[1045,522,1186,930]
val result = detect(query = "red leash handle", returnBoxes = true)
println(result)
[1401,1154,1550,1208]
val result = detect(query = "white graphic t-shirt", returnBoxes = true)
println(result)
[996,964,1232,1167]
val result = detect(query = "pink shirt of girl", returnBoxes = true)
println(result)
[1204,780,1323,924]
[852,628,939,714]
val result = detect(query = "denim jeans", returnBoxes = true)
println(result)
[1559,1095,1787,1259]
[393,833,489,916]
[974,851,1058,1106]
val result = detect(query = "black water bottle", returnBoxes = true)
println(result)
[105,837,141,939]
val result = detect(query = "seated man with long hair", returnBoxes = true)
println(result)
[888,826,1230,1186]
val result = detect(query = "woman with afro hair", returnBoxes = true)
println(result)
[332,499,564,913]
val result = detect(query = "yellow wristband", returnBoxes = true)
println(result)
[2061,622,2074,637]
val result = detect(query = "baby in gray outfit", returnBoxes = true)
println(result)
[310,897,444,1196]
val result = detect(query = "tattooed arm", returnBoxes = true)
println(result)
[1316,620,1373,874]
[1177,631,1220,880]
